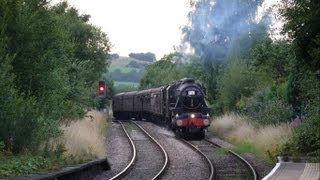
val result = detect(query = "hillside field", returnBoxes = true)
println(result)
[105,56,152,91]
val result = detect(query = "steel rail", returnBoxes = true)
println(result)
[109,121,137,180]
[179,138,215,180]
[204,139,258,180]
[131,121,169,180]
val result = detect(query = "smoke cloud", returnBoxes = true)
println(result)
[182,0,270,63]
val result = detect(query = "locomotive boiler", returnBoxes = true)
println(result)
[112,78,211,138]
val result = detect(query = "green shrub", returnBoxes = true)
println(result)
[244,85,292,124]
[217,58,271,112]
[291,116,320,157]
[285,70,320,157]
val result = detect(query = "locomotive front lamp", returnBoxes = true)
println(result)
[190,113,195,118]
[204,119,210,126]
[175,114,179,118]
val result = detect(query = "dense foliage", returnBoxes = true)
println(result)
[280,0,320,157]
[0,0,111,153]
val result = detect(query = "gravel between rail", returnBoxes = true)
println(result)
[137,121,210,180]
[120,121,164,180]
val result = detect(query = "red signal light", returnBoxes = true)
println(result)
[98,81,106,95]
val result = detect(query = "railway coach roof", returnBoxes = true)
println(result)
[150,85,168,91]
[125,91,138,94]
[113,91,137,97]
[120,91,138,96]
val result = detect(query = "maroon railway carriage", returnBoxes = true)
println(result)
[112,78,211,138]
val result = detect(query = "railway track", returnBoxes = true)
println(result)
[204,139,257,180]
[110,120,168,180]
[136,121,212,180]
[179,138,216,180]
[184,138,257,180]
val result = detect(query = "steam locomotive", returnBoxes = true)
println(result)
[112,78,211,138]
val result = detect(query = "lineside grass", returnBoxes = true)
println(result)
[0,110,108,177]
[210,113,293,162]
[60,110,107,163]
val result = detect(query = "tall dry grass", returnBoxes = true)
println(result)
[60,110,107,161]
[210,113,292,160]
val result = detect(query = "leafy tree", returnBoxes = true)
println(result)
[217,58,271,112]
[0,0,71,152]
[52,2,111,117]
[139,53,207,90]
[139,54,183,89]
[251,38,293,82]
[281,0,320,71]
[181,56,207,85]
[280,0,320,111]
[238,37,295,124]
[0,0,111,153]
[280,0,320,156]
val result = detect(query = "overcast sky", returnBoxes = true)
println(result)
[52,0,191,59]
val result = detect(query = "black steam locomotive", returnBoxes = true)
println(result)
[112,78,211,138]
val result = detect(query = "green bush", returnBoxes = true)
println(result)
[216,58,271,112]
[244,84,292,125]
[292,116,320,156]
[285,70,320,157]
